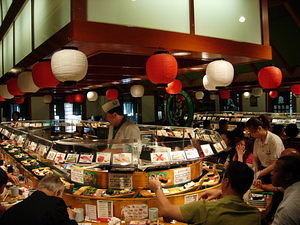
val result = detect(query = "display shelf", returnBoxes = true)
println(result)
[0,120,224,221]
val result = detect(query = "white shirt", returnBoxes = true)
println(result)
[253,131,284,167]
[272,181,300,225]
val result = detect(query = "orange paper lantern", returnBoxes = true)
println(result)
[7,78,25,96]
[269,91,278,98]
[166,79,182,94]
[14,97,25,104]
[146,52,178,85]
[66,95,74,103]
[106,89,119,100]
[32,60,60,88]
[291,85,300,95]
[219,90,230,99]
[74,93,84,103]
[258,66,282,89]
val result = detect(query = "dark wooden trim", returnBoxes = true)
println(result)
[12,21,15,66]
[189,0,195,35]
[261,0,270,45]
[271,43,292,75]
[72,21,272,60]
[283,0,300,27]
[0,0,27,40]
[71,0,87,21]
[31,0,34,51]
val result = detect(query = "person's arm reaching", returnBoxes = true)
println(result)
[198,188,222,200]
[148,177,185,222]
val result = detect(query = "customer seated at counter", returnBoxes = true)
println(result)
[232,136,253,167]
[0,174,77,225]
[149,161,261,225]
[284,124,300,151]
[270,155,300,225]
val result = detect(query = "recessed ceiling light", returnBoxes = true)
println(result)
[112,81,120,85]
[82,87,90,90]
[172,52,191,56]
[239,16,246,23]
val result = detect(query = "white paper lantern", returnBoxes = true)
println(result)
[87,91,98,101]
[195,91,204,100]
[206,59,234,87]
[51,48,88,82]
[130,85,144,98]
[203,75,217,91]
[0,85,13,99]
[243,91,251,99]
[251,87,263,97]
[210,93,218,100]
[18,71,39,93]
[43,95,53,103]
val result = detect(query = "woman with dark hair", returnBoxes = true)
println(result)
[246,115,284,183]
[232,137,253,167]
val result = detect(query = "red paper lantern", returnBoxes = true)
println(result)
[291,85,300,95]
[258,66,282,89]
[74,93,84,103]
[166,79,182,94]
[269,91,278,98]
[7,78,24,96]
[146,52,178,85]
[32,60,60,88]
[106,89,119,100]
[66,95,74,103]
[219,90,230,99]
[14,97,25,104]
[0,96,5,102]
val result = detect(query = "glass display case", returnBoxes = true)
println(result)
[0,120,225,221]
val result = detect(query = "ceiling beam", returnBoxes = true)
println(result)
[283,0,300,27]
[271,44,292,75]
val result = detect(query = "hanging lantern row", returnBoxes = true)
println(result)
[243,92,251,99]
[65,94,85,103]
[32,60,59,88]
[43,95,53,104]
[51,47,88,84]
[291,84,300,96]
[7,78,24,96]
[206,59,234,88]
[14,97,25,104]
[195,91,204,100]
[166,79,182,95]
[106,89,119,100]
[219,90,230,99]
[269,90,278,98]
[87,91,98,101]
[0,85,13,99]
[258,66,282,89]
[146,52,178,85]
[203,75,216,91]
[130,85,144,98]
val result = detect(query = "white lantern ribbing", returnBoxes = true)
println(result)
[206,59,234,87]
[51,47,88,83]
[243,92,251,99]
[0,85,13,99]
[251,87,263,97]
[87,91,98,101]
[18,71,39,93]
[203,75,217,91]
[195,91,204,100]
[43,95,53,103]
[210,93,218,101]
[130,85,144,98]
